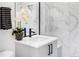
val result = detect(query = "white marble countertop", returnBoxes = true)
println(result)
[15,35,58,48]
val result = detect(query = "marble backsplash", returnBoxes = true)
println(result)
[40,2,79,57]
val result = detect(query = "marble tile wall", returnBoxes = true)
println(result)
[40,2,79,57]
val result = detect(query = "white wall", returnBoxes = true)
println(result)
[40,2,79,57]
[0,2,39,52]
[0,2,15,51]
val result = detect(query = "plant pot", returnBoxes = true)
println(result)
[15,32,23,41]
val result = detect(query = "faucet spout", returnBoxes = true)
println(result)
[29,28,37,37]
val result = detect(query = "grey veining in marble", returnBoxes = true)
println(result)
[40,2,79,57]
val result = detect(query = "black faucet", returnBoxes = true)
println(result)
[29,28,37,37]
[22,28,37,38]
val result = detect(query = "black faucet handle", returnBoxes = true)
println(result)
[29,28,36,33]
[32,31,36,33]
[29,28,37,37]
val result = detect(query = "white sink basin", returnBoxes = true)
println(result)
[26,35,48,41]
[16,35,58,48]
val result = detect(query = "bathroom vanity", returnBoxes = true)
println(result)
[15,35,58,57]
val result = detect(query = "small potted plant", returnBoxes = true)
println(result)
[12,27,23,41]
